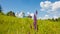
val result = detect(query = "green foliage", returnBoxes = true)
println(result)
[0,5,4,15]
[6,11,15,17]
[0,15,60,34]
[0,12,4,15]
[0,5,2,12]
[58,17,60,21]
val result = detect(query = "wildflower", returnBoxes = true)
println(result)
[34,14,37,30]
[33,10,38,31]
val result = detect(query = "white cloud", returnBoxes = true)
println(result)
[40,1,60,13]
[30,13,34,17]
[38,15,49,19]
[15,12,18,16]
[15,12,25,18]
[39,15,59,20]
[27,12,34,19]
[52,1,60,11]
[42,15,49,19]
[40,1,52,9]
[27,12,30,15]
[40,1,60,19]
[40,2,45,8]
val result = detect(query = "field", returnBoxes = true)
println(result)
[0,15,60,34]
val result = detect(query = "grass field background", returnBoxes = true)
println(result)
[0,15,60,34]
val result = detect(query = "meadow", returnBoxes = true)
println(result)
[0,14,60,34]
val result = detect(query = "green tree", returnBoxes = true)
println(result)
[52,18,55,21]
[51,18,58,22]
[58,17,60,21]
[0,5,2,12]
[22,12,25,18]
[7,11,15,17]
[0,5,4,15]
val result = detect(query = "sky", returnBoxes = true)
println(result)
[0,0,60,19]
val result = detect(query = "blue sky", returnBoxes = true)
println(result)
[0,0,60,19]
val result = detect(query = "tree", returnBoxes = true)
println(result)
[51,18,58,22]
[27,15,32,18]
[0,5,2,12]
[58,17,60,21]
[7,11,15,17]
[51,18,54,21]
[22,12,25,18]
[0,5,4,15]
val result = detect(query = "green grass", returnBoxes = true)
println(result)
[0,15,60,34]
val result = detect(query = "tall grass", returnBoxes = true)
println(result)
[0,15,60,34]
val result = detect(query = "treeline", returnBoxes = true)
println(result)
[47,18,60,22]
[0,5,60,21]
[0,5,15,17]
